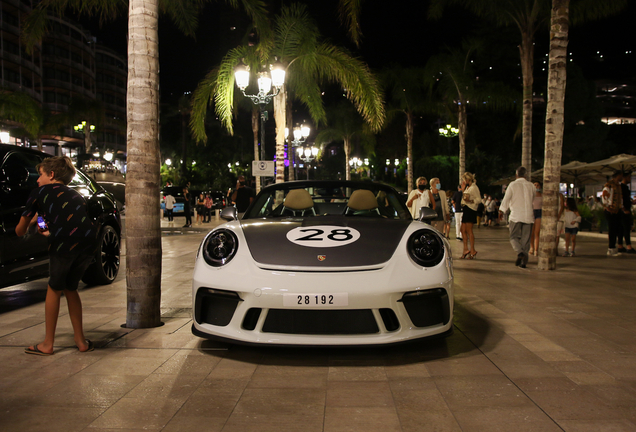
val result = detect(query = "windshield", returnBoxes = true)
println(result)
[244,181,411,220]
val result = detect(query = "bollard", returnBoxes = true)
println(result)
[215,208,220,220]
[160,208,163,219]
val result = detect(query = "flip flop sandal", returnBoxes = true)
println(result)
[78,340,95,353]
[25,344,53,356]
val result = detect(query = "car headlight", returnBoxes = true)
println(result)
[202,229,238,267]
[407,229,445,267]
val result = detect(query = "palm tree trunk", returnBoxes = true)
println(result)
[287,98,295,182]
[458,102,467,185]
[406,111,414,194]
[252,109,261,193]
[538,0,569,271]
[125,0,162,328]
[273,85,287,183]
[344,137,351,181]
[520,31,534,178]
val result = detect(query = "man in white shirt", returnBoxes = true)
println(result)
[164,193,176,222]
[499,167,536,268]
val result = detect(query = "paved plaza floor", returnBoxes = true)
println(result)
[1,217,636,431]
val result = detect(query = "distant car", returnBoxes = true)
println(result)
[160,188,226,214]
[161,186,194,214]
[191,180,454,346]
[0,144,122,288]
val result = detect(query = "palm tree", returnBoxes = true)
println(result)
[380,66,432,194]
[427,0,628,178]
[22,0,270,329]
[191,3,385,184]
[538,0,569,270]
[424,41,517,185]
[315,100,374,181]
[0,90,44,142]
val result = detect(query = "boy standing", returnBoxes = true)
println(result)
[15,156,98,355]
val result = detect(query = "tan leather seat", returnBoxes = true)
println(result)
[282,189,315,216]
[346,189,380,215]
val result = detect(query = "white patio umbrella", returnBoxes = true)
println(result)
[582,154,636,174]
[530,161,604,185]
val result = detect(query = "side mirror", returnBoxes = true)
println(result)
[418,206,437,221]
[220,207,238,221]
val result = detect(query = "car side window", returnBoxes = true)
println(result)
[2,151,43,191]
[0,151,44,211]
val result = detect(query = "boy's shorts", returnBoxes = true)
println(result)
[49,253,94,291]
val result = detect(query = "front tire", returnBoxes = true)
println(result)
[82,225,120,285]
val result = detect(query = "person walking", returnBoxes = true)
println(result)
[529,181,543,255]
[460,172,481,259]
[183,186,192,227]
[196,192,205,225]
[407,177,435,220]
[498,167,535,268]
[164,192,175,222]
[602,171,623,256]
[617,172,635,254]
[485,194,498,226]
[430,178,449,233]
[452,185,463,241]
[15,156,97,355]
[562,197,581,256]
[204,193,213,223]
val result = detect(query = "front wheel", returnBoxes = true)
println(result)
[82,225,121,285]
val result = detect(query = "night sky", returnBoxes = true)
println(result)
[82,0,635,97]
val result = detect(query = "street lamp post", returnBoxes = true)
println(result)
[235,60,285,192]
[74,121,96,154]
[286,123,311,180]
[298,145,318,180]
[439,124,459,154]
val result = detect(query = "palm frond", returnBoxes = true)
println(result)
[0,90,44,137]
[225,0,273,55]
[159,0,204,37]
[275,3,318,61]
[337,0,363,47]
[313,44,385,132]
[570,0,629,25]
[190,68,218,143]
[21,8,49,55]
[39,0,126,19]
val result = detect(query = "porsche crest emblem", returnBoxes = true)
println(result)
[317,255,327,261]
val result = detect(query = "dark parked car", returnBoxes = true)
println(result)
[208,190,226,209]
[0,144,121,288]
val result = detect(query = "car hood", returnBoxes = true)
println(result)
[240,216,411,268]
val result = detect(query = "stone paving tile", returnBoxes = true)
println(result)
[452,406,564,432]
[2,226,636,431]
[324,407,402,432]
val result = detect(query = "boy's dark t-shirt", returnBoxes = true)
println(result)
[22,184,98,255]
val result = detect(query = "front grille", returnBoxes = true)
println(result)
[400,288,450,328]
[194,288,241,327]
[262,309,379,335]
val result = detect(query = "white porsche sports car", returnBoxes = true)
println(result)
[192,180,453,346]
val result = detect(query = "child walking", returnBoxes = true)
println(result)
[563,197,581,257]
[15,156,98,355]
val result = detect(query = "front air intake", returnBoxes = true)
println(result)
[194,288,242,327]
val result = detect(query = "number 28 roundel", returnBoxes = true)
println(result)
[286,225,361,248]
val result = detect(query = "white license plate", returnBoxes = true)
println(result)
[283,293,348,307]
